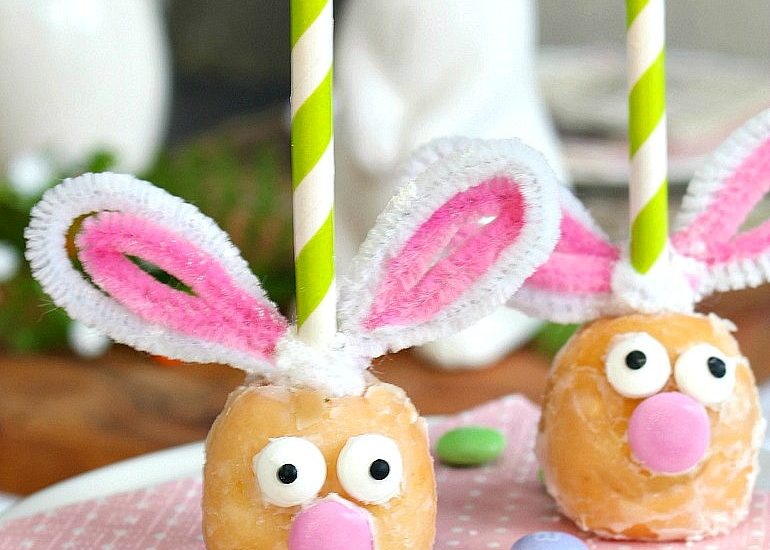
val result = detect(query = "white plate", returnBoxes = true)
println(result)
[0,441,204,523]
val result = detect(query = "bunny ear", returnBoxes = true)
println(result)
[337,138,562,357]
[510,187,623,324]
[25,173,289,373]
[671,108,770,297]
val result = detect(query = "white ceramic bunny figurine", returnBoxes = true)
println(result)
[335,0,568,368]
[26,138,562,549]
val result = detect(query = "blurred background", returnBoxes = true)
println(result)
[0,0,767,508]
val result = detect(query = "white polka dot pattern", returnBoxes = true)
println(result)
[431,396,770,550]
[0,396,768,549]
[0,478,204,549]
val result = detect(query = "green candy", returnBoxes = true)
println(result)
[533,322,580,358]
[436,426,506,466]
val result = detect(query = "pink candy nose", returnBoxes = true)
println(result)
[288,498,374,550]
[627,391,710,474]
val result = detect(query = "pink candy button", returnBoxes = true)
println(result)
[288,498,374,550]
[627,391,710,474]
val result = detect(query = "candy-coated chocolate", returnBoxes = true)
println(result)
[288,498,373,550]
[436,426,506,466]
[627,391,710,474]
[511,531,588,549]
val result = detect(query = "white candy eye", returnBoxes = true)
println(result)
[253,437,327,507]
[337,434,403,505]
[605,332,671,398]
[675,343,736,406]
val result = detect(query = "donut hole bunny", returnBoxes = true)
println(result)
[25,138,563,549]
[501,108,770,540]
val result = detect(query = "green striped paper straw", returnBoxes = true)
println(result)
[290,0,336,346]
[626,0,669,274]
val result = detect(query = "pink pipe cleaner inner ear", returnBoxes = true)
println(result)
[76,211,287,360]
[364,176,526,329]
[673,136,770,264]
[526,212,619,294]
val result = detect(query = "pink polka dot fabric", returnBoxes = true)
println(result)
[0,478,205,549]
[1,395,769,549]
[432,396,770,550]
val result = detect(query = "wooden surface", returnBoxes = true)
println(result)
[1,286,769,495]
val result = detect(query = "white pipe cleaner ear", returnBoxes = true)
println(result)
[507,187,623,324]
[25,138,563,396]
[338,138,562,358]
[25,173,289,375]
[671,108,770,300]
[508,107,770,324]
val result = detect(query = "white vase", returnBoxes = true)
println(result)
[0,0,170,174]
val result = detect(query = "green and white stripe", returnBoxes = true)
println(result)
[291,0,336,346]
[626,0,669,274]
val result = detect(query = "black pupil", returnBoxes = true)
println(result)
[625,350,647,370]
[277,464,298,484]
[369,459,390,481]
[707,356,727,378]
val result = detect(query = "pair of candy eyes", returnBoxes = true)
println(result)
[605,333,736,405]
[253,433,403,508]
